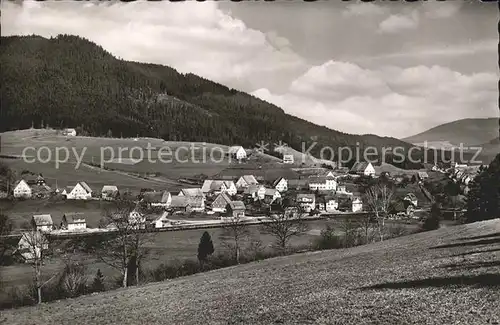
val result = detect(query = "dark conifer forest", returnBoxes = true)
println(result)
[0,34,471,168]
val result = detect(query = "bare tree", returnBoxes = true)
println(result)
[0,214,14,263]
[91,200,151,288]
[220,215,250,264]
[262,206,308,252]
[357,214,376,244]
[364,184,394,242]
[59,259,87,298]
[18,230,54,304]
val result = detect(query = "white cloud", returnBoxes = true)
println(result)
[0,1,306,92]
[252,61,498,138]
[378,11,419,34]
[342,2,387,17]
[423,1,462,19]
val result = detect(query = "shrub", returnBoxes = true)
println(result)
[314,225,342,250]
[421,203,441,231]
[90,269,105,293]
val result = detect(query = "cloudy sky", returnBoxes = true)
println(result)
[1,0,498,138]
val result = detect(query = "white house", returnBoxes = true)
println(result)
[101,185,119,200]
[154,211,171,229]
[352,197,363,212]
[235,175,259,189]
[13,180,32,199]
[325,197,339,212]
[32,214,53,232]
[243,185,266,201]
[296,194,316,212]
[64,128,77,136]
[61,213,86,231]
[64,182,92,200]
[308,176,337,191]
[201,180,237,196]
[264,188,281,203]
[228,146,247,160]
[272,177,288,192]
[282,154,294,164]
[336,185,353,196]
[350,162,376,177]
[17,232,49,262]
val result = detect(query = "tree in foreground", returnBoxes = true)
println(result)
[364,184,394,241]
[422,203,441,231]
[91,200,151,288]
[262,205,308,252]
[220,215,249,264]
[197,231,214,265]
[91,269,105,293]
[0,214,14,263]
[465,153,500,223]
[18,231,54,304]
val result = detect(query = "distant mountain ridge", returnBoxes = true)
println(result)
[402,118,499,147]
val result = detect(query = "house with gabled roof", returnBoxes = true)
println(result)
[201,180,237,196]
[243,185,266,201]
[154,211,171,229]
[32,214,53,232]
[211,192,233,213]
[404,193,418,207]
[349,162,375,177]
[178,188,205,198]
[352,197,363,212]
[61,213,86,231]
[308,175,337,191]
[227,146,247,160]
[101,185,119,200]
[170,195,205,213]
[264,188,281,204]
[235,175,259,189]
[272,177,288,192]
[63,182,92,200]
[17,231,49,262]
[224,201,246,219]
[13,179,32,199]
[142,191,172,208]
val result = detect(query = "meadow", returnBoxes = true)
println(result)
[3,219,499,325]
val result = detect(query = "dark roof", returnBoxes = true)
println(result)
[63,213,86,224]
[350,162,371,173]
[228,201,245,210]
[32,214,53,226]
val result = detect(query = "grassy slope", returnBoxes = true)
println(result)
[3,219,499,325]
[402,118,499,146]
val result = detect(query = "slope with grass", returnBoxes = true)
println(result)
[3,219,499,325]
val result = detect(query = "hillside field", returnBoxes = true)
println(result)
[1,219,498,324]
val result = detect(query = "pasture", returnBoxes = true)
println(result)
[3,219,499,324]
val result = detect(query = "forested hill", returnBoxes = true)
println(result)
[2,34,425,166]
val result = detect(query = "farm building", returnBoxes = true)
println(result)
[264,188,281,204]
[32,214,54,232]
[350,162,376,177]
[61,213,86,231]
[224,201,246,219]
[228,146,247,160]
[170,196,205,213]
[201,180,237,196]
[243,185,266,201]
[13,180,32,198]
[272,177,288,192]
[142,191,172,208]
[287,179,309,191]
[101,185,119,200]
[211,192,233,213]
[178,188,205,198]
[154,212,171,229]
[235,175,259,188]
[17,232,49,262]
[63,182,92,200]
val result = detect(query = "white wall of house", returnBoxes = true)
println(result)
[36,225,52,232]
[274,179,288,192]
[14,180,32,198]
[352,198,363,212]
[67,222,86,231]
[363,163,376,177]
[325,200,338,212]
[67,183,92,200]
